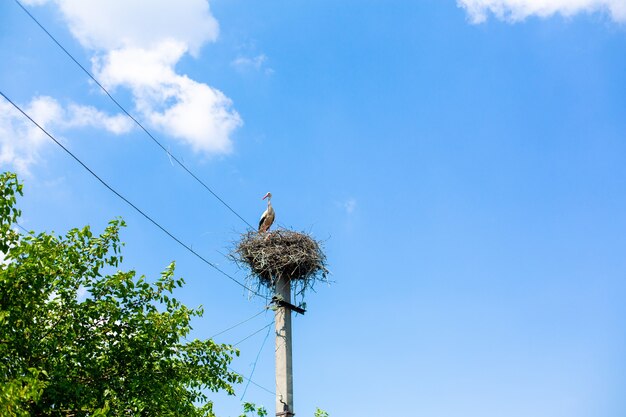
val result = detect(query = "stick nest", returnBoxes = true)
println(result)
[231,228,328,297]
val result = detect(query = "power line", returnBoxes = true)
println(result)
[179,338,274,396]
[210,308,269,340]
[16,224,29,234]
[241,321,272,400]
[13,0,255,230]
[233,322,274,347]
[0,90,264,298]
[228,366,275,396]
[179,337,274,396]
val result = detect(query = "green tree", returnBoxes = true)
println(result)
[0,172,242,416]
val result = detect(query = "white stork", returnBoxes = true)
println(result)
[258,192,275,232]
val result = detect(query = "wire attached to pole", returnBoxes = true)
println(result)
[240,322,272,400]
[233,322,274,347]
[210,308,268,340]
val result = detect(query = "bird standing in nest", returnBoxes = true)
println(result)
[258,192,275,232]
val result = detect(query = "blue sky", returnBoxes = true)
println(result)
[1,0,626,416]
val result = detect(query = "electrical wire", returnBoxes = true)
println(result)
[0,90,264,298]
[233,322,273,347]
[210,308,269,340]
[228,366,275,396]
[240,321,272,400]
[13,0,255,231]
[16,224,29,234]
[179,338,275,396]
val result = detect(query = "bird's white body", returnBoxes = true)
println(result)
[259,192,275,232]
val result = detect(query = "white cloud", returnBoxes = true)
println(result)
[24,0,219,55]
[92,41,241,153]
[147,79,240,154]
[232,54,274,74]
[0,96,60,174]
[458,0,626,23]
[26,0,241,155]
[63,104,133,134]
[0,96,132,174]
[22,0,49,5]
[343,198,357,215]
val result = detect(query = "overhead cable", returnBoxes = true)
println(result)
[0,90,263,298]
[228,366,275,396]
[233,322,274,347]
[210,308,269,340]
[240,322,272,400]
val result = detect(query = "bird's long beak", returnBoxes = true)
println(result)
[262,193,270,200]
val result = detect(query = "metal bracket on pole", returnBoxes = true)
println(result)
[271,296,306,315]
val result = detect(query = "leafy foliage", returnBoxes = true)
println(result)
[0,172,242,416]
[314,408,329,417]
[239,402,267,417]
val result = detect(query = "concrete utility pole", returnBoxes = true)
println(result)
[233,209,324,416]
[274,274,294,416]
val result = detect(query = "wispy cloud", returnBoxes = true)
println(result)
[63,103,133,134]
[22,0,241,155]
[343,198,357,215]
[231,54,274,75]
[457,0,626,23]
[0,95,131,174]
